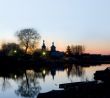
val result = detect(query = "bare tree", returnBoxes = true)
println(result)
[71,45,85,55]
[16,28,41,53]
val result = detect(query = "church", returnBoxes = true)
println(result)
[41,40,64,58]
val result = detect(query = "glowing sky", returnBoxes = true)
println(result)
[0,0,110,54]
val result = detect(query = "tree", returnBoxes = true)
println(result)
[66,45,72,55]
[16,28,41,54]
[1,43,23,56]
[71,45,85,55]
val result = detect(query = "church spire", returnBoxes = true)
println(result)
[51,42,56,52]
[42,40,46,50]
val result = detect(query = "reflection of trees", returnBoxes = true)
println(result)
[15,70,41,97]
[66,64,73,77]
[51,68,56,80]
[66,64,85,77]
[1,77,11,91]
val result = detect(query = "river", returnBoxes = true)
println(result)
[0,64,109,98]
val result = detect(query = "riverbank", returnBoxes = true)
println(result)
[38,67,110,98]
[38,81,110,98]
[0,54,110,67]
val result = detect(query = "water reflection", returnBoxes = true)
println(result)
[39,64,85,81]
[2,78,11,91]
[15,70,41,97]
[66,64,84,77]
[0,64,109,98]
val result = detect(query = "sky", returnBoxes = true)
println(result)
[0,0,110,54]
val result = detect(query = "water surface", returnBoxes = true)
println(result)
[0,64,109,98]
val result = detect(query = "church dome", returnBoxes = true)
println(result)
[51,42,56,52]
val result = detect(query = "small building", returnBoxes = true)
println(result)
[50,42,64,58]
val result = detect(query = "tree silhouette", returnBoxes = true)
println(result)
[1,43,23,56]
[16,28,41,54]
[71,45,85,55]
[66,45,72,56]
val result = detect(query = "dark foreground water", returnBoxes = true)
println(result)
[0,64,110,98]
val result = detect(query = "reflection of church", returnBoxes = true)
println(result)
[41,40,64,58]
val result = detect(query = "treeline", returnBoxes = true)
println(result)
[66,45,85,55]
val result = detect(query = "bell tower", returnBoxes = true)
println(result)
[42,40,46,50]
